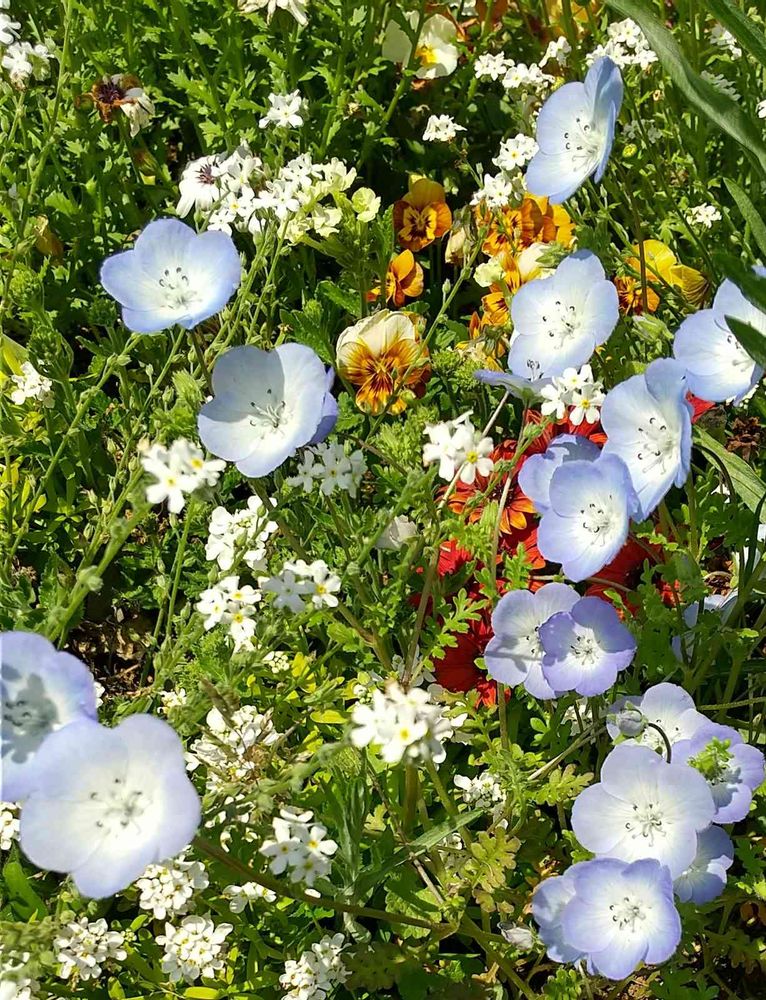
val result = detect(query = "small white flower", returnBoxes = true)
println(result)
[423,114,466,143]
[280,934,348,1000]
[474,52,512,81]
[259,90,304,129]
[711,23,742,58]
[0,801,20,851]
[493,133,538,173]
[9,362,53,407]
[701,71,739,101]
[471,170,525,209]
[540,36,571,67]
[157,915,233,984]
[222,881,276,912]
[454,771,505,811]
[376,515,417,551]
[141,439,224,513]
[350,681,458,766]
[134,853,209,920]
[260,808,338,886]
[0,12,20,46]
[54,918,126,981]
[686,203,722,230]
[238,0,309,25]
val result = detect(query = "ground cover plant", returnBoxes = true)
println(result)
[5,0,766,997]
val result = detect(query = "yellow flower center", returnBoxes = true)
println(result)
[415,43,438,67]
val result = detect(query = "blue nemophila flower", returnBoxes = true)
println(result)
[571,744,715,877]
[526,56,623,204]
[531,862,587,965]
[100,218,242,333]
[560,858,681,981]
[20,715,200,899]
[674,825,733,905]
[1,632,97,802]
[536,453,639,583]
[539,595,636,696]
[197,344,337,478]
[508,252,619,379]
[473,367,550,402]
[673,269,765,403]
[607,682,709,753]
[518,434,600,513]
[674,721,765,824]
[601,358,692,520]
[483,583,578,699]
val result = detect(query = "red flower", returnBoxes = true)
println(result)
[437,539,473,577]
[431,609,502,707]
[687,392,715,423]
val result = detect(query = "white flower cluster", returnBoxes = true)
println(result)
[157,915,233,984]
[188,705,281,794]
[710,23,742,58]
[0,800,20,851]
[141,438,225,514]
[350,681,457,765]
[54,917,127,981]
[134,853,209,920]
[222,881,276,912]
[280,934,348,1000]
[0,948,37,1000]
[540,364,605,425]
[493,133,539,173]
[197,575,263,650]
[260,90,304,129]
[0,3,51,89]
[423,411,494,485]
[238,0,309,26]
[473,51,557,96]
[471,168,526,210]
[700,70,739,101]
[287,441,366,496]
[423,114,466,143]
[160,686,188,713]
[261,559,341,613]
[260,807,338,887]
[686,203,722,229]
[454,770,505,810]
[623,120,663,143]
[206,494,278,571]
[9,362,53,407]
[177,142,364,244]
[587,18,657,71]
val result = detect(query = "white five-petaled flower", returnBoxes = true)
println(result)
[157,915,233,983]
[140,439,225,514]
[423,114,466,142]
[9,361,54,407]
[259,90,305,129]
[382,12,459,80]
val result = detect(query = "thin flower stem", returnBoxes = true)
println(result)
[194,835,450,931]
[190,326,212,391]
[646,722,672,763]
[425,759,474,847]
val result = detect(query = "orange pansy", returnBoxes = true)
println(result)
[336,310,430,415]
[385,250,424,307]
[393,177,452,252]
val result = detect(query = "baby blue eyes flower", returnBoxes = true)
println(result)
[484,582,579,699]
[674,825,733,905]
[606,682,708,753]
[673,269,765,403]
[674,721,765,824]
[197,344,337,478]
[100,218,242,333]
[560,858,681,981]
[518,433,600,513]
[536,453,639,583]
[1,631,98,802]
[570,744,715,878]
[531,862,586,965]
[526,56,623,204]
[601,358,693,521]
[539,595,637,697]
[20,715,201,899]
[508,251,619,379]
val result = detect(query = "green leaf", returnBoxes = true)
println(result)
[724,177,766,260]
[695,428,766,519]
[726,316,766,368]
[701,0,766,66]
[605,0,766,177]
[1,859,47,919]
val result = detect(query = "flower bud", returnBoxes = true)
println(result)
[610,703,646,738]
[351,187,381,222]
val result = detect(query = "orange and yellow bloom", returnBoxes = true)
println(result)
[336,311,430,415]
[394,178,452,252]
[616,239,708,314]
